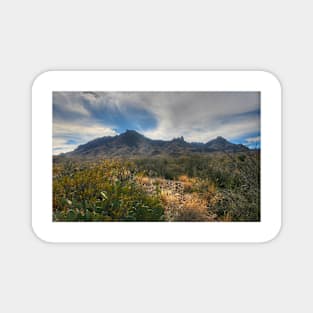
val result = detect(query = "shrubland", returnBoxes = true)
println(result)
[53,151,260,222]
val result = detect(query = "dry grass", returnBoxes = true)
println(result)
[220,211,233,222]
[135,175,222,222]
[183,194,207,210]
[178,175,189,182]
[154,177,164,185]
[175,194,210,221]
[136,175,151,185]
[160,190,180,206]
[207,181,217,193]
[178,175,197,192]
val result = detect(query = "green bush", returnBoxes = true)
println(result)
[53,159,164,222]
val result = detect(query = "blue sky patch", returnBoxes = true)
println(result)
[53,91,261,154]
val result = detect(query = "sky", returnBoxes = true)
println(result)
[53,91,260,154]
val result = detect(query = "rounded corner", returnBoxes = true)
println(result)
[258,70,282,91]
[260,221,282,244]
[31,222,53,244]
[31,70,55,92]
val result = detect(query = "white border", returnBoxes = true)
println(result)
[32,70,281,243]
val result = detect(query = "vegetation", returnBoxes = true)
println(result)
[53,151,260,222]
[53,159,164,221]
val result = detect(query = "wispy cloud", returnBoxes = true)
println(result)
[53,91,260,154]
[53,121,117,154]
[245,136,260,143]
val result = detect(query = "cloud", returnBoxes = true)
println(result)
[53,92,91,119]
[53,91,260,154]
[53,137,77,154]
[136,92,260,142]
[245,136,260,143]
[53,121,117,154]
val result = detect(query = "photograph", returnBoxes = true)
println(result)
[53,91,260,222]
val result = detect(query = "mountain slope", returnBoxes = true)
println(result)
[66,130,249,158]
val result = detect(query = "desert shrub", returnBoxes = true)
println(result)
[207,189,260,222]
[174,193,209,221]
[160,191,180,207]
[53,150,260,222]
[53,159,164,222]
[178,175,197,192]
[175,208,207,221]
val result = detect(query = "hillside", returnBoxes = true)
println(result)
[63,130,249,158]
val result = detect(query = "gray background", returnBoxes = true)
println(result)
[0,1,311,312]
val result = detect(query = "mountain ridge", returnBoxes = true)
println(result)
[65,129,249,158]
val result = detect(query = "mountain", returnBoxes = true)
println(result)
[206,136,247,151]
[66,130,249,158]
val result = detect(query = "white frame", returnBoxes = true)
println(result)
[32,70,281,243]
